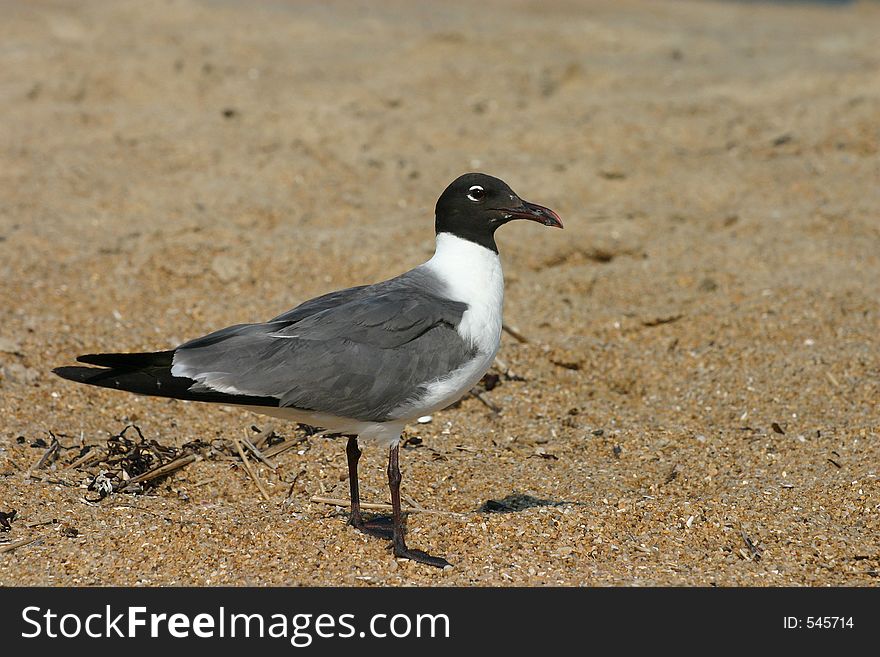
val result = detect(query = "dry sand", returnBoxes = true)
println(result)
[1,0,878,586]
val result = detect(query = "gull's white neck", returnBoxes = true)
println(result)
[423,232,504,355]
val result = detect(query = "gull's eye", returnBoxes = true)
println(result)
[467,185,485,202]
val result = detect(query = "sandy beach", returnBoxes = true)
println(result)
[1,0,878,585]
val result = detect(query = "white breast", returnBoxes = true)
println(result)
[427,233,504,352]
[390,233,504,421]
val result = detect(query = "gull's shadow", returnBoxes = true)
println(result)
[478,493,569,514]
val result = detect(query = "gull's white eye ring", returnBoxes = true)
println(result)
[467,185,485,202]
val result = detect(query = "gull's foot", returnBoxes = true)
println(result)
[393,545,451,569]
[350,514,394,540]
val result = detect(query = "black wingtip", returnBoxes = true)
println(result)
[75,354,104,365]
[53,365,106,383]
[53,364,281,408]
[75,351,174,368]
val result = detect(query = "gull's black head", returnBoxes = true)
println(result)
[435,172,563,253]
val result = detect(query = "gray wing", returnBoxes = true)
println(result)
[268,285,371,323]
[171,270,475,422]
[176,284,373,352]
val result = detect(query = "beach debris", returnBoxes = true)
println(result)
[0,535,45,555]
[502,323,529,343]
[231,434,271,502]
[481,373,500,391]
[740,527,763,562]
[470,388,501,414]
[31,433,60,471]
[0,509,17,531]
[772,133,793,146]
[641,313,684,327]
[60,524,79,538]
[240,435,277,471]
[116,454,199,494]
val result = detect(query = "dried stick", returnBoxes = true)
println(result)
[61,447,105,471]
[0,535,46,554]
[252,424,277,450]
[31,436,60,471]
[118,454,198,492]
[470,388,501,414]
[24,518,57,529]
[740,528,762,562]
[241,435,277,471]
[28,473,77,487]
[261,435,309,460]
[493,356,524,381]
[309,495,463,516]
[231,436,271,502]
[283,468,307,506]
[502,323,529,343]
[402,492,425,511]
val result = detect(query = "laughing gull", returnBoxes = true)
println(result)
[54,172,563,567]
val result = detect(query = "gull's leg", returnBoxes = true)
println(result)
[346,435,393,539]
[387,442,450,568]
[346,435,364,528]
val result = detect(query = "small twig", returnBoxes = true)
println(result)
[28,473,78,487]
[641,314,684,327]
[283,468,307,505]
[826,371,841,388]
[492,356,524,381]
[252,424,277,450]
[61,447,105,471]
[31,435,60,471]
[118,454,199,492]
[262,435,309,460]
[0,535,46,554]
[24,518,57,529]
[232,436,271,502]
[402,492,425,511]
[502,323,529,343]
[241,433,277,471]
[470,388,501,414]
[309,495,463,516]
[740,527,762,562]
